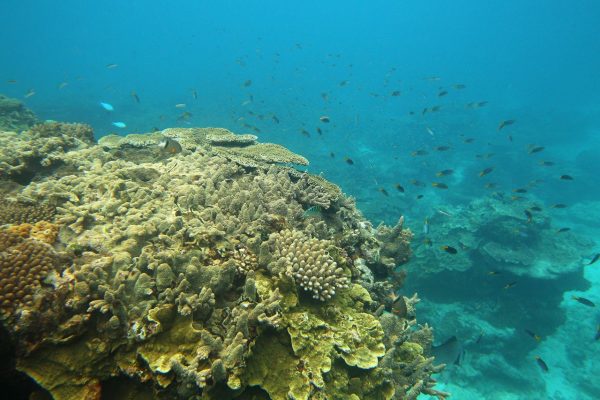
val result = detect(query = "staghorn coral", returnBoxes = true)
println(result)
[2,124,441,400]
[0,94,38,131]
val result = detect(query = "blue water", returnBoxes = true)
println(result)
[2,1,600,398]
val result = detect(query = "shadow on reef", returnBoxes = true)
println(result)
[0,116,449,400]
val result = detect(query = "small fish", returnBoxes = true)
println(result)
[559,175,573,180]
[192,89,198,99]
[436,169,454,177]
[329,152,335,158]
[301,129,311,137]
[556,227,571,233]
[105,63,119,69]
[504,281,517,289]
[411,149,428,156]
[423,218,430,235]
[535,356,549,373]
[430,105,442,112]
[319,116,330,123]
[391,90,401,96]
[344,157,354,165]
[551,203,567,209]
[595,325,600,341]
[513,188,528,194]
[57,82,68,89]
[479,167,494,177]
[438,90,448,97]
[452,84,466,89]
[339,80,349,87]
[487,271,501,276]
[175,103,186,108]
[6,79,17,84]
[112,122,126,128]
[378,188,389,197]
[316,127,323,135]
[573,296,595,307]
[441,245,457,254]
[389,293,408,318]
[435,145,451,152]
[528,146,545,154]
[272,115,280,124]
[24,89,36,98]
[244,79,252,87]
[498,119,516,130]
[177,111,192,121]
[426,127,435,137]
[131,91,140,103]
[524,210,533,223]
[302,205,323,218]
[539,160,555,166]
[530,206,542,212]
[588,254,600,265]
[463,137,475,143]
[416,194,424,200]
[321,92,329,101]
[410,179,426,187]
[511,195,525,201]
[525,329,542,342]
[100,102,114,111]
[394,183,405,193]
[423,237,433,247]
[484,183,497,189]
[432,182,449,189]
[158,137,182,154]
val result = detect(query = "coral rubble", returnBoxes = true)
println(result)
[0,123,443,399]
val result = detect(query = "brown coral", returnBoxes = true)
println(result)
[0,200,56,225]
[29,122,95,144]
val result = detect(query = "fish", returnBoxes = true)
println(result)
[524,210,533,223]
[100,102,114,111]
[432,182,449,189]
[391,90,401,96]
[525,329,542,342]
[321,92,329,101]
[23,88,36,98]
[423,237,433,247]
[244,79,252,87]
[411,149,428,156]
[426,127,435,137]
[438,90,448,97]
[416,194,424,200]
[410,179,426,187]
[175,103,186,108]
[158,137,182,154]
[588,254,600,265]
[57,82,68,89]
[452,84,466,89]
[302,205,323,218]
[131,91,140,103]
[339,80,349,87]
[316,127,323,135]
[551,204,567,209]
[272,115,280,124]
[511,196,525,201]
[441,245,457,254]
[394,183,405,193]
[388,293,408,318]
[559,175,574,180]
[6,79,17,84]
[177,111,192,121]
[479,167,494,177]
[504,281,517,289]
[430,105,442,112]
[487,271,501,276]
[595,325,600,341]
[467,101,488,108]
[105,63,118,69]
[539,160,555,166]
[530,206,543,212]
[484,183,497,189]
[192,89,198,99]
[379,188,389,197]
[556,227,571,233]
[463,137,475,143]
[329,152,335,158]
[573,296,595,307]
[528,146,545,154]
[431,336,464,366]
[435,145,451,151]
[535,356,549,372]
[423,218,430,235]
[319,116,330,123]
[344,157,354,165]
[301,129,311,137]
[513,188,528,194]
[436,169,454,177]
[498,119,516,130]
[112,122,126,128]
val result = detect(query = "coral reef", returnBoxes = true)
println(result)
[0,94,38,132]
[0,125,442,399]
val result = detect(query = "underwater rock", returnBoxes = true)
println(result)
[0,124,440,399]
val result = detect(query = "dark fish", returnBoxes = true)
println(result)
[513,188,528,194]
[391,90,401,96]
[192,89,198,99]
[441,245,457,254]
[436,145,451,151]
[431,336,463,366]
[487,271,501,275]
[559,175,573,180]
[432,182,449,189]
[389,294,408,318]
[484,183,497,189]
[535,356,549,372]
[411,179,426,187]
[539,160,555,166]
[272,115,280,124]
[344,157,354,165]
[430,105,441,112]
[301,129,311,137]
[316,127,323,135]
[453,84,466,89]
[573,296,595,307]
[504,281,517,289]
[394,183,405,193]
[6,79,17,84]
[551,204,567,209]
[595,325,600,341]
[158,137,182,155]
[438,90,448,97]
[588,253,600,265]
[416,194,424,199]
[463,137,475,143]
[339,80,349,87]
[244,79,252,87]
[556,227,571,233]
[319,116,330,123]
[379,188,389,197]
[329,152,335,158]
[321,92,329,101]
[511,195,525,201]
[528,146,545,154]
[131,91,140,103]
[525,329,541,342]
[479,167,494,177]
[411,149,429,156]
[498,119,516,130]
[530,206,542,212]
[524,210,533,223]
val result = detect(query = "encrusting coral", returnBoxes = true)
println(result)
[0,123,444,400]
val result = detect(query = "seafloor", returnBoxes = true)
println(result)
[0,98,448,400]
